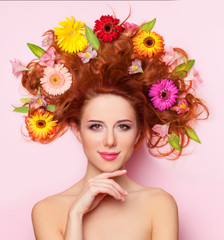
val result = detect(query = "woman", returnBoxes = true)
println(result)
[12,13,208,240]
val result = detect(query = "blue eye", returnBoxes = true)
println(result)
[118,124,130,130]
[89,124,102,130]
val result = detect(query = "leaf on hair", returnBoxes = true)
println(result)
[172,60,195,78]
[138,18,156,33]
[13,106,29,113]
[168,132,182,151]
[85,26,100,51]
[46,105,55,112]
[185,127,201,143]
[27,43,45,58]
[20,98,31,103]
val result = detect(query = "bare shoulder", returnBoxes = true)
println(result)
[139,187,179,239]
[32,192,73,239]
[140,187,177,206]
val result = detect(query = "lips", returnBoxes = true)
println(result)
[99,152,119,161]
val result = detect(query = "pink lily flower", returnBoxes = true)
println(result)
[152,124,171,138]
[184,67,203,89]
[123,22,139,36]
[28,94,47,109]
[176,99,189,114]
[77,46,97,63]
[128,59,143,74]
[162,47,183,69]
[10,59,30,78]
[39,47,59,67]
[41,32,54,47]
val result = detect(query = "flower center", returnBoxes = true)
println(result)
[36,120,46,128]
[144,37,155,48]
[50,74,61,85]
[160,90,169,100]
[103,22,114,34]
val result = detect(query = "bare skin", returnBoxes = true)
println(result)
[32,95,178,240]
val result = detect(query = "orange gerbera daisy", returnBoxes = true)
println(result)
[25,109,58,141]
[132,30,164,58]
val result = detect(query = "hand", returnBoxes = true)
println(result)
[69,170,128,217]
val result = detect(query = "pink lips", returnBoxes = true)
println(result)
[99,152,119,161]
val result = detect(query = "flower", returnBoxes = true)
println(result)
[54,16,88,53]
[77,46,97,63]
[184,67,203,88]
[40,63,72,96]
[152,124,171,138]
[41,32,54,47]
[123,22,139,36]
[176,99,189,114]
[148,79,179,111]
[10,59,30,78]
[162,47,183,66]
[94,15,124,43]
[133,30,164,58]
[39,47,59,67]
[28,95,47,109]
[128,59,143,74]
[25,109,57,141]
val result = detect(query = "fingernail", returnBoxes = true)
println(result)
[122,169,127,172]
[124,190,128,195]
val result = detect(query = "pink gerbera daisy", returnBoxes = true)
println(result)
[148,79,179,111]
[40,63,72,96]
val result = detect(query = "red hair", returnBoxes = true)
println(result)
[21,27,209,159]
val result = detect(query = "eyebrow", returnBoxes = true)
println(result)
[87,119,133,123]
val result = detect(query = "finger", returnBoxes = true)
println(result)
[91,178,128,196]
[95,169,127,179]
[89,183,125,201]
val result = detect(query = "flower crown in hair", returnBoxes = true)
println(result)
[11,15,203,150]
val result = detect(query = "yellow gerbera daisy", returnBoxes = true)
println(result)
[25,109,58,141]
[132,30,164,58]
[54,16,88,53]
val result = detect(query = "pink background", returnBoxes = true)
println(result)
[1,1,223,239]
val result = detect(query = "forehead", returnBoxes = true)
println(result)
[81,94,136,121]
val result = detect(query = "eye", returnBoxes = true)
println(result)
[118,124,130,130]
[89,124,103,130]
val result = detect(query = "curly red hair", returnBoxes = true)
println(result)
[20,25,209,159]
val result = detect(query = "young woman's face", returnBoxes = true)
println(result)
[76,94,139,172]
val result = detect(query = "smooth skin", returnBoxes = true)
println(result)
[32,94,178,240]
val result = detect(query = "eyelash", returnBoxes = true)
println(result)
[89,124,131,131]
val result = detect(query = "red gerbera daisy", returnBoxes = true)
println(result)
[94,15,124,43]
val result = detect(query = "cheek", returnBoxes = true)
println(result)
[81,131,103,149]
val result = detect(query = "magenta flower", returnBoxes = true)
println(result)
[77,46,97,63]
[39,47,59,67]
[152,124,171,138]
[148,79,179,111]
[41,32,54,47]
[28,95,47,109]
[10,59,30,78]
[176,99,189,114]
[123,22,139,36]
[128,59,143,74]
[184,67,203,88]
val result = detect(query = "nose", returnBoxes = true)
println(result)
[103,128,117,147]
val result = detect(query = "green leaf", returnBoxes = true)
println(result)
[37,87,41,94]
[27,43,45,58]
[85,26,100,51]
[168,133,182,151]
[46,105,55,112]
[185,127,201,143]
[13,106,29,113]
[173,60,195,77]
[138,18,156,33]
[20,98,31,103]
